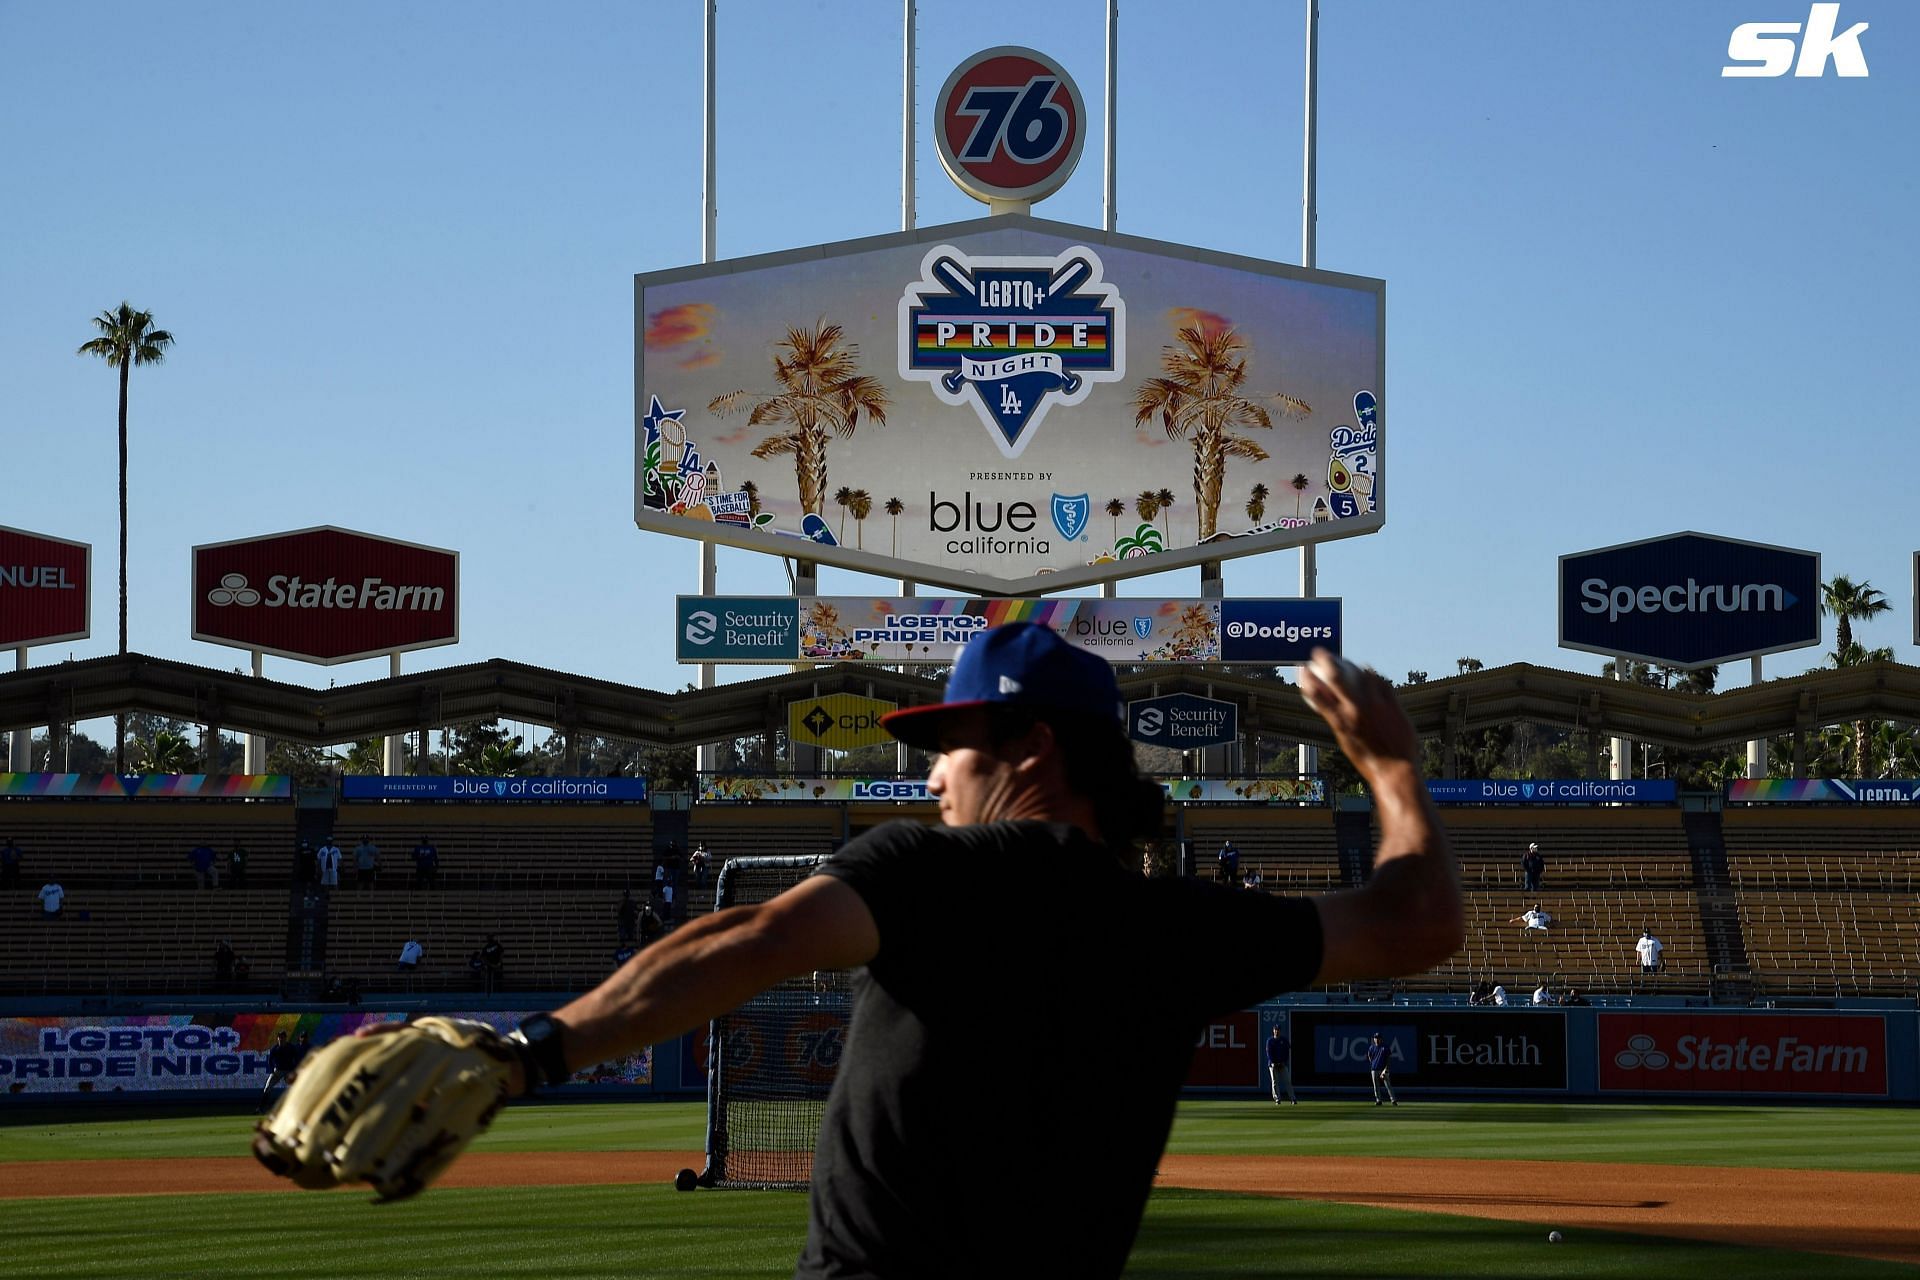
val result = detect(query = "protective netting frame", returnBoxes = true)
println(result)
[699,854,849,1189]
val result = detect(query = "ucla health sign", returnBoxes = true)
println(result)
[342,776,649,802]
[1559,532,1819,668]
[1219,598,1342,663]
[1427,778,1676,805]
[1128,693,1238,749]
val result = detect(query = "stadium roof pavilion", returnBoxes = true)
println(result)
[2,653,1916,775]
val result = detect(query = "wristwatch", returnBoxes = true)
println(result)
[509,1013,572,1093]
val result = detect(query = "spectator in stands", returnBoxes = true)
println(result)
[1217,839,1240,884]
[1,836,21,888]
[37,880,64,919]
[233,955,252,985]
[612,943,638,969]
[617,889,639,945]
[215,939,236,984]
[1560,987,1591,1006]
[689,842,710,888]
[354,835,381,888]
[227,840,249,889]
[638,899,665,945]
[294,1031,312,1068]
[482,934,505,991]
[397,938,424,971]
[1531,980,1555,1006]
[468,950,487,989]
[1241,868,1264,893]
[1468,977,1496,1006]
[1636,928,1664,974]
[1491,983,1509,1006]
[1521,842,1545,892]
[189,840,220,889]
[315,838,341,888]
[412,835,439,887]
[654,880,675,924]
[1508,903,1552,933]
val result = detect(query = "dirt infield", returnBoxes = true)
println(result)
[2,1152,1915,1267]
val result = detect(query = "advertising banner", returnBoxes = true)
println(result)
[0,1011,649,1094]
[638,217,1384,595]
[1597,1012,1886,1096]
[1186,1012,1260,1087]
[0,525,90,649]
[701,777,933,803]
[192,526,458,665]
[1728,778,1920,805]
[1160,778,1325,804]
[1426,779,1676,805]
[341,776,649,803]
[1129,693,1238,749]
[1558,532,1819,668]
[1289,1009,1568,1090]
[788,693,898,751]
[679,595,1335,665]
[0,773,290,800]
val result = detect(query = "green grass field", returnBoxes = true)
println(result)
[1,1101,1915,1278]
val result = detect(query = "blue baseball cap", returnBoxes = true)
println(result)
[881,622,1125,749]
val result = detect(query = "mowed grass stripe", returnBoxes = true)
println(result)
[0,1183,1910,1279]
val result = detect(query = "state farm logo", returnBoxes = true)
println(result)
[202,572,445,612]
[206,573,262,607]
[1614,1034,1670,1071]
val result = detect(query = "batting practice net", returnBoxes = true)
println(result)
[700,855,850,1189]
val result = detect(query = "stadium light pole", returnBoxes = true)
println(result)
[897,0,917,777]
[9,646,28,771]
[1748,656,1764,778]
[1297,0,1320,782]
[1102,0,1121,602]
[696,0,719,781]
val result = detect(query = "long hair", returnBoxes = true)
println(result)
[985,707,1165,861]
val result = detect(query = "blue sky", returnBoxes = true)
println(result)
[2,1,1914,746]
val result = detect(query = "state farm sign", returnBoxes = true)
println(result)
[192,526,458,664]
[0,525,90,649]
[1598,1013,1886,1097]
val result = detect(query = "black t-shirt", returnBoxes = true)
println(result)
[797,820,1324,1280]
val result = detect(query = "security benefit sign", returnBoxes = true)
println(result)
[1291,1009,1568,1092]
[1598,1013,1887,1097]
[788,693,898,751]
[1559,532,1819,668]
[0,524,90,649]
[637,218,1384,596]
[1129,693,1238,749]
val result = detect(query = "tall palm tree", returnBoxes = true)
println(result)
[711,321,889,516]
[1134,490,1161,528]
[833,485,855,541]
[1246,483,1269,523]
[1105,498,1125,545]
[1821,575,1893,775]
[741,480,762,520]
[1154,488,1176,544]
[78,302,174,772]
[1130,323,1309,540]
[1289,472,1310,517]
[849,489,872,549]
[884,496,904,556]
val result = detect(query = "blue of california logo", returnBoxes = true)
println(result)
[1133,617,1153,640]
[492,780,508,797]
[1050,492,1090,541]
[899,244,1125,458]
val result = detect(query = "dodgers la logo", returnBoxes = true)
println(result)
[899,244,1125,458]
[1051,492,1090,541]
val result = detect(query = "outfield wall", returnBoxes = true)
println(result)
[2,1004,1915,1104]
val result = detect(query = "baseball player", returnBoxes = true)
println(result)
[256,627,1462,1278]
[1266,1025,1297,1105]
[256,1033,297,1114]
[1365,1032,1397,1106]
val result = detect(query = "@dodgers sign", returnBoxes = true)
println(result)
[935,46,1086,206]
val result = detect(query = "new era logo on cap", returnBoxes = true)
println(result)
[882,622,1123,748]
[999,675,1022,694]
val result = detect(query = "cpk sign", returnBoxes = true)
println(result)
[1599,1013,1886,1097]
[1559,531,1820,668]
[0,526,90,649]
[935,47,1086,207]
[192,526,458,664]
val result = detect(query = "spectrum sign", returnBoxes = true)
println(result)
[192,526,458,665]
[0,525,90,649]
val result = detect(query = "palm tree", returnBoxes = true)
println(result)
[1105,498,1125,545]
[1289,472,1310,517]
[1820,575,1891,660]
[78,302,174,771]
[712,321,889,516]
[1246,483,1269,523]
[833,485,855,541]
[1134,490,1160,528]
[1130,323,1310,540]
[335,739,385,774]
[478,736,528,776]
[133,728,199,773]
[884,496,904,556]
[1154,488,1176,544]
[741,480,762,520]
[849,489,872,549]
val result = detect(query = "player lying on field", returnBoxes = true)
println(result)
[255,624,1462,1279]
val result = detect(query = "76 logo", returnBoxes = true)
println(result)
[956,76,1069,165]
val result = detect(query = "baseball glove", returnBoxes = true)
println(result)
[251,1017,524,1201]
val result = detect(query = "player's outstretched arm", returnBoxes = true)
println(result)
[534,876,879,1092]
[1298,648,1464,984]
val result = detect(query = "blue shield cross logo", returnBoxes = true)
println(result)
[1132,617,1153,640]
[492,780,508,797]
[1051,493,1090,541]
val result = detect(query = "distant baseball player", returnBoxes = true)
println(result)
[256,627,1462,1278]
[1365,1032,1397,1106]
[1266,1024,1296,1105]
[256,1033,297,1114]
